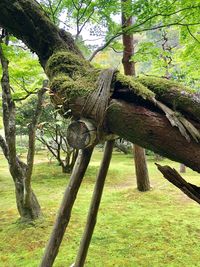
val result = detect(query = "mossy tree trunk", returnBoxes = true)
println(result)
[0,0,200,174]
[121,0,150,192]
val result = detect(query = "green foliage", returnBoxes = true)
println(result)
[15,95,39,134]
[176,26,200,88]
[132,41,161,62]
[0,38,45,100]
[130,26,200,90]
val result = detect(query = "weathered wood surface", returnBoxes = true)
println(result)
[74,140,114,267]
[40,148,93,267]
[67,119,97,149]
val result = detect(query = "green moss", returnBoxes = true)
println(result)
[136,76,200,119]
[137,76,195,95]
[50,73,98,101]
[116,73,155,99]
[45,51,91,79]
[46,51,102,106]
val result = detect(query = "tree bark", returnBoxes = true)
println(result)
[134,145,150,191]
[180,163,186,173]
[40,147,93,267]
[74,140,114,267]
[107,99,200,173]
[121,0,150,191]
[0,0,200,174]
[25,86,46,210]
[0,41,41,220]
[0,0,82,67]
[156,164,200,205]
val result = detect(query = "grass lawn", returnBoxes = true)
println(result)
[0,150,200,267]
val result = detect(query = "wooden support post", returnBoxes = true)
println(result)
[73,140,114,267]
[40,147,94,267]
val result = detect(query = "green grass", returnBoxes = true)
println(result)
[0,150,200,267]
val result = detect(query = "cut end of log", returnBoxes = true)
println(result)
[67,119,97,149]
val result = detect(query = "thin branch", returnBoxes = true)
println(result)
[89,33,122,61]
[76,8,95,39]
[37,136,58,159]
[89,5,200,61]
[129,5,200,32]
[186,25,200,44]
[78,0,92,22]
[13,90,38,101]
[110,46,123,54]
[71,0,78,11]
[47,0,56,24]
[53,0,62,16]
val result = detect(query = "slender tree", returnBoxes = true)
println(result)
[0,37,45,221]
[37,105,78,173]
[121,0,150,192]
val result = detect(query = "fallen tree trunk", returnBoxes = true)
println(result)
[0,0,200,173]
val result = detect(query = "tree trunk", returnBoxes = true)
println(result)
[0,40,41,221]
[134,145,150,191]
[0,1,200,173]
[0,136,41,220]
[121,0,150,191]
[180,163,186,173]
[15,180,41,220]
[74,140,114,267]
[61,164,71,173]
[107,99,200,173]
[40,147,93,267]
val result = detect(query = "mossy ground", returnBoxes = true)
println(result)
[0,150,200,267]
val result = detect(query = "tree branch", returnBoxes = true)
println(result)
[156,164,200,205]
[186,25,200,44]
[89,5,200,61]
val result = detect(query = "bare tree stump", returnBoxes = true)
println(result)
[73,140,114,267]
[40,147,94,267]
